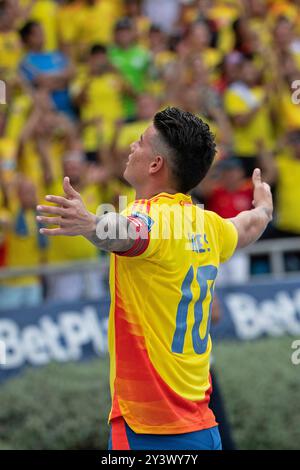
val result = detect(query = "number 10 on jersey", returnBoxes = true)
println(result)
[172,265,218,355]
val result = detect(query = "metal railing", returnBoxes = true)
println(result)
[0,257,110,280]
[243,237,300,279]
[0,238,299,281]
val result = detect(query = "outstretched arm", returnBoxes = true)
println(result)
[36,177,138,253]
[230,168,273,249]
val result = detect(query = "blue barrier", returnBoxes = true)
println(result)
[215,277,300,340]
[0,298,110,383]
[0,277,300,383]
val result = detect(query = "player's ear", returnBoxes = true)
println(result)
[149,155,164,174]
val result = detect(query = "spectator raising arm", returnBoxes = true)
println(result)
[230,168,273,248]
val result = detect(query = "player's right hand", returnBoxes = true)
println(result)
[36,177,96,237]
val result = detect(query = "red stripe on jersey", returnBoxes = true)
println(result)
[111,417,131,450]
[150,194,176,202]
[114,217,150,257]
[146,199,151,214]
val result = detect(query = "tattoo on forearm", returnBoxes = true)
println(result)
[85,213,135,253]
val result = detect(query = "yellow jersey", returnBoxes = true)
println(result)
[75,0,119,48]
[57,1,81,46]
[5,93,32,142]
[4,208,46,286]
[278,87,300,134]
[20,0,58,51]
[0,137,17,186]
[0,30,22,79]
[276,152,300,234]
[108,192,238,433]
[18,139,64,201]
[224,84,274,156]
[72,71,123,151]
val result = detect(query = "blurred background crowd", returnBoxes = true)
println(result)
[1,0,300,309]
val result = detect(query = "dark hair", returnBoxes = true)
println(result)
[287,129,300,143]
[0,1,7,17]
[114,16,133,31]
[19,21,39,43]
[149,24,162,34]
[153,107,216,193]
[90,44,107,55]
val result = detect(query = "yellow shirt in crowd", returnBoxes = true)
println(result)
[278,87,300,134]
[5,94,32,142]
[0,31,22,79]
[75,0,120,50]
[57,1,82,48]
[224,85,273,156]
[18,140,64,201]
[20,0,58,51]
[276,151,300,235]
[72,70,123,152]
[0,137,17,186]
[4,208,44,286]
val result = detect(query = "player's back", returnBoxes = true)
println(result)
[108,192,238,434]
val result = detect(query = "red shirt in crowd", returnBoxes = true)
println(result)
[206,180,253,218]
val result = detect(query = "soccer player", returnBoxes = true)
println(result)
[36,108,273,450]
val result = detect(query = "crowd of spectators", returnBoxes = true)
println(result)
[0,0,300,308]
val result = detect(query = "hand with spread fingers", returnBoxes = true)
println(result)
[36,177,97,237]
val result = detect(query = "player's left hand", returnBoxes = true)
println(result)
[252,168,273,221]
[36,177,96,236]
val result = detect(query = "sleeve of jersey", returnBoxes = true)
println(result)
[218,217,239,263]
[114,200,163,259]
[115,215,151,258]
